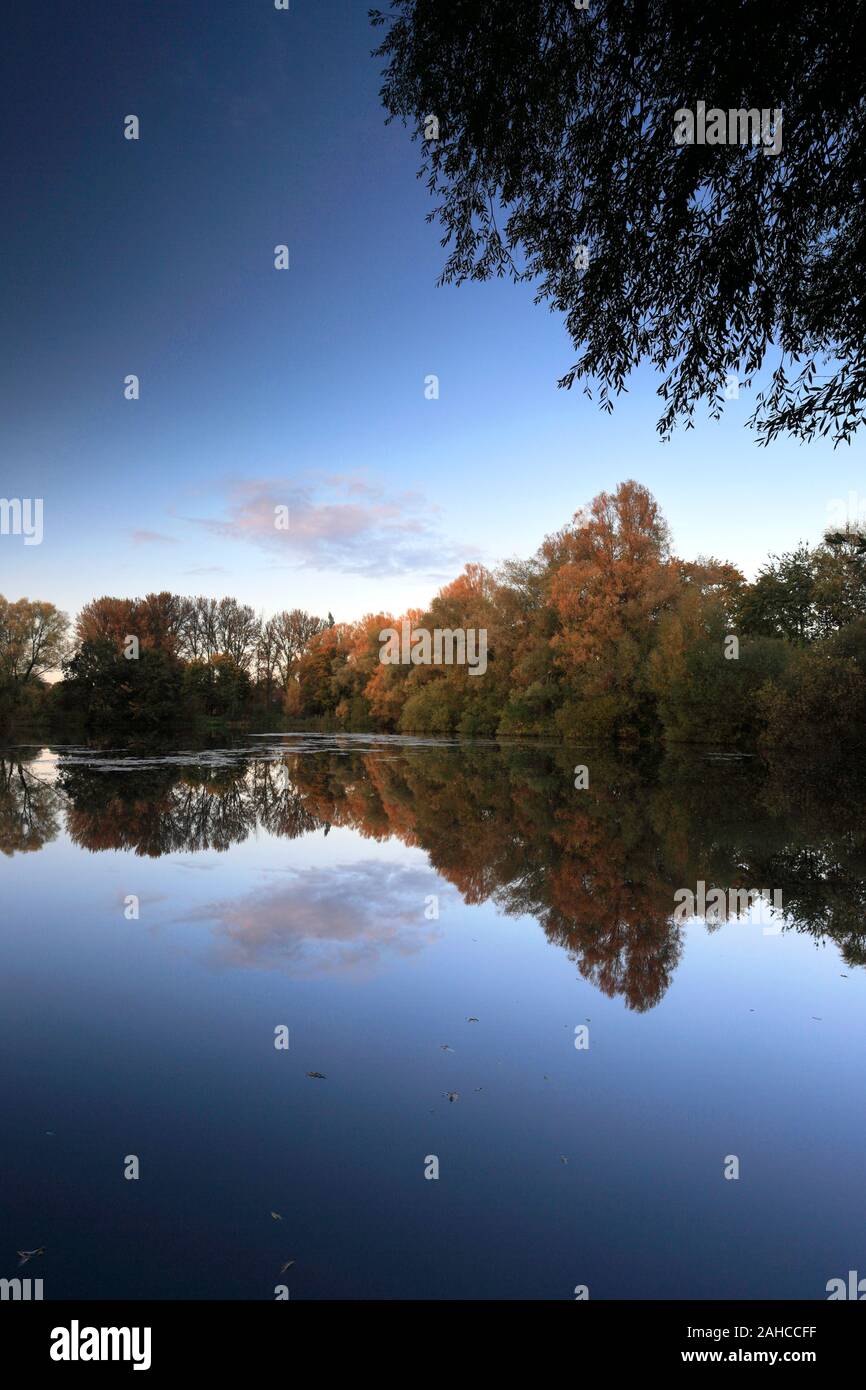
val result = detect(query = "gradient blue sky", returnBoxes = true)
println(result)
[2,0,864,625]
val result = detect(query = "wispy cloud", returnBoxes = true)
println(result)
[185,472,477,579]
[131,529,180,546]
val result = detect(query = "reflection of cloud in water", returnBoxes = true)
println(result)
[183,861,445,975]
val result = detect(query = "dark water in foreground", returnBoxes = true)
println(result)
[1,736,864,1300]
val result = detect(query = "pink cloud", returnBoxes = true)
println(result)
[131,529,180,546]
[186,472,476,578]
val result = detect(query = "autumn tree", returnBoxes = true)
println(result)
[0,596,69,726]
[333,614,396,726]
[496,554,562,736]
[77,592,186,655]
[545,481,680,739]
[271,610,326,688]
[75,596,136,649]
[136,592,187,654]
[0,596,69,686]
[293,623,354,716]
[396,566,503,735]
[256,609,326,710]
[363,610,415,729]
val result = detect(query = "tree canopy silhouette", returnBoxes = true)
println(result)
[371,0,866,444]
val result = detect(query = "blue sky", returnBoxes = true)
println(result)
[2,0,864,625]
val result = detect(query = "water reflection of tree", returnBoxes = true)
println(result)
[59,763,258,856]
[8,744,866,1003]
[284,748,687,1009]
[280,746,866,1006]
[754,756,866,968]
[0,754,62,854]
[54,758,325,857]
[251,760,323,841]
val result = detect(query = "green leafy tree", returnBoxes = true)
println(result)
[62,640,181,731]
[736,545,817,644]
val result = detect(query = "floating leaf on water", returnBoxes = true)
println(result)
[306,1071,327,1079]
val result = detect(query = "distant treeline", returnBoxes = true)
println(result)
[2,481,865,745]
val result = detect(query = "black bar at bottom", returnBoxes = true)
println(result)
[0,1299,859,1374]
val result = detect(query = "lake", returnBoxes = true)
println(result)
[1,735,864,1300]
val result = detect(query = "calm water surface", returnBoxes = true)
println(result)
[1,736,864,1299]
